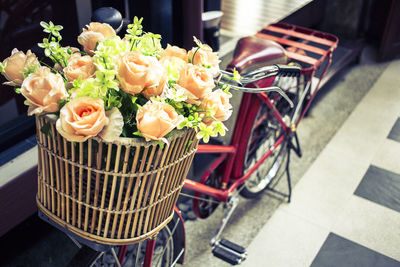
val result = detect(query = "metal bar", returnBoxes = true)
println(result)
[291,81,311,125]
[284,51,319,66]
[255,32,327,55]
[135,241,142,267]
[183,179,229,202]
[197,145,236,154]
[264,25,337,47]
[171,249,185,267]
[117,245,127,265]
[111,247,122,267]
[143,239,156,267]
[155,217,181,266]
[67,234,82,249]
[220,83,294,108]
[257,93,289,132]
[228,135,285,195]
[179,192,221,204]
[210,196,239,246]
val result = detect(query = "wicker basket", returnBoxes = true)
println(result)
[35,115,198,245]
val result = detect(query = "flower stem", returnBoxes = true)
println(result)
[191,47,200,64]
[1,71,22,86]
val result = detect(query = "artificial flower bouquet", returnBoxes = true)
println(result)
[0,18,233,145]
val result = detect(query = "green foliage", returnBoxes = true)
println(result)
[21,64,40,79]
[94,36,127,70]
[38,21,69,69]
[165,58,186,84]
[58,99,68,110]
[40,122,52,137]
[125,17,162,57]
[196,121,227,143]
[0,61,6,73]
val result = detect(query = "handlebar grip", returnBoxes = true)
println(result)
[275,64,301,77]
[91,7,123,33]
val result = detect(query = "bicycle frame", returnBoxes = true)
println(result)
[183,22,338,204]
[184,84,291,203]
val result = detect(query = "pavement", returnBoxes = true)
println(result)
[182,46,394,267]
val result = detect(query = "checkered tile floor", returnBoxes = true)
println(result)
[243,60,400,266]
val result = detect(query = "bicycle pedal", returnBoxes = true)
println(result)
[212,239,247,265]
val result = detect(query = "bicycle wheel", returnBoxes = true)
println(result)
[90,212,184,267]
[192,169,222,219]
[240,76,303,198]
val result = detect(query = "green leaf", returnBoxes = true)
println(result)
[185,140,193,153]
[59,99,68,109]
[155,140,165,149]
[40,122,52,137]
[133,131,144,137]
[40,21,49,29]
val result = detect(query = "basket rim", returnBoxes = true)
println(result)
[39,114,195,147]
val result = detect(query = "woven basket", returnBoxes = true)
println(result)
[35,115,198,245]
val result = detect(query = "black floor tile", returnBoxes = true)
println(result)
[354,165,400,213]
[311,233,400,267]
[388,117,400,142]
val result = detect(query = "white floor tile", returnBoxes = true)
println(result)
[243,209,329,267]
[280,147,369,228]
[371,139,400,175]
[331,195,400,261]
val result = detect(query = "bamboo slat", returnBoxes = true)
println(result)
[90,141,103,233]
[35,115,197,245]
[56,131,65,220]
[83,139,92,232]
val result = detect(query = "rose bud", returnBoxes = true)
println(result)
[2,48,39,86]
[77,22,116,55]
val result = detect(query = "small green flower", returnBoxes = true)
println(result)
[232,69,241,82]
[40,21,63,38]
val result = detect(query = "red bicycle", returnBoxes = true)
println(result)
[181,23,338,264]
[41,22,337,266]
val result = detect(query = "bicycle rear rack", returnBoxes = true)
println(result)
[256,23,338,76]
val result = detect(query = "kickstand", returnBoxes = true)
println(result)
[266,129,302,203]
[285,129,302,202]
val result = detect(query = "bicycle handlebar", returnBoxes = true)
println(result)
[216,64,302,108]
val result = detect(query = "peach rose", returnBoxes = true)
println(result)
[187,45,220,76]
[160,44,187,61]
[202,89,232,125]
[177,63,214,103]
[142,70,167,99]
[63,55,96,82]
[2,48,39,86]
[77,22,116,55]
[116,51,164,95]
[56,97,108,142]
[136,101,183,141]
[21,67,68,116]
